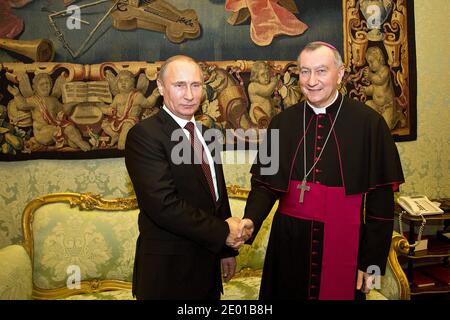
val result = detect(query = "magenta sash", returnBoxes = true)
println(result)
[278,180,362,300]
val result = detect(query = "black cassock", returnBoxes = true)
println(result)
[244,94,404,300]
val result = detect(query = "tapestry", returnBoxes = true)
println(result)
[0,0,416,160]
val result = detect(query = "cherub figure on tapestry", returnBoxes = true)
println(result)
[7,72,91,151]
[101,70,160,150]
[362,46,406,129]
[200,64,255,132]
[248,61,281,128]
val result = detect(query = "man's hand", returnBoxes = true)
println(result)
[225,217,243,249]
[238,218,255,242]
[221,257,236,282]
[225,217,255,250]
[356,269,371,293]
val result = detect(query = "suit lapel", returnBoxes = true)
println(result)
[159,110,215,203]
[159,109,182,140]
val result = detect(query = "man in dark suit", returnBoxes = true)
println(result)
[125,55,242,300]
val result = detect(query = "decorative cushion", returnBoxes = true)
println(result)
[0,245,33,300]
[376,258,401,299]
[32,202,139,290]
[366,289,388,300]
[222,273,262,300]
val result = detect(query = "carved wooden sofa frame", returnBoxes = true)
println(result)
[1,186,411,300]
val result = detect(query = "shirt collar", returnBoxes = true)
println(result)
[307,90,339,114]
[162,105,195,129]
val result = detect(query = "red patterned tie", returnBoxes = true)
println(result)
[184,122,216,200]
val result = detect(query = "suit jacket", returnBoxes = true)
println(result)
[125,109,236,300]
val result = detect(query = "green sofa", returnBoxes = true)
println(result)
[0,189,410,300]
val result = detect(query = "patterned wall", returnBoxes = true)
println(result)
[0,1,449,248]
[396,0,450,197]
[0,158,132,247]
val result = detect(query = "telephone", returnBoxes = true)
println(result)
[397,195,444,216]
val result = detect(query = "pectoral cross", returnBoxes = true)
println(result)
[298,180,310,203]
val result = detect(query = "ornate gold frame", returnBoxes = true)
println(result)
[21,192,137,300]
[226,184,250,200]
[388,232,411,300]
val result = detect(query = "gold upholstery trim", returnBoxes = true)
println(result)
[233,268,263,279]
[21,192,137,300]
[387,233,411,300]
[33,280,132,300]
[226,185,250,199]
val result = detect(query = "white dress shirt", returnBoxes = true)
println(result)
[162,106,219,201]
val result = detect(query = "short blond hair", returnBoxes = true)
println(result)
[158,55,203,83]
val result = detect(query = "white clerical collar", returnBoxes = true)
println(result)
[163,105,195,128]
[307,91,339,114]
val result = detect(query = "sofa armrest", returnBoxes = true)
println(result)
[368,232,410,300]
[0,245,33,300]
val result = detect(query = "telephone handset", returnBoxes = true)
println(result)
[397,195,444,216]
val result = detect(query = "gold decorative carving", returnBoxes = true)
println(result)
[232,268,263,279]
[21,192,138,300]
[32,280,132,300]
[1,60,301,154]
[226,185,250,199]
[2,62,86,83]
[388,233,411,300]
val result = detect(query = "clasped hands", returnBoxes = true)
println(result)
[225,217,254,250]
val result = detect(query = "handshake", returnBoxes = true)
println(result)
[225,217,255,250]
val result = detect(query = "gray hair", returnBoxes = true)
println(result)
[298,41,344,68]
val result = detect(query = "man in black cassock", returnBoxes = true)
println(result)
[240,42,404,300]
